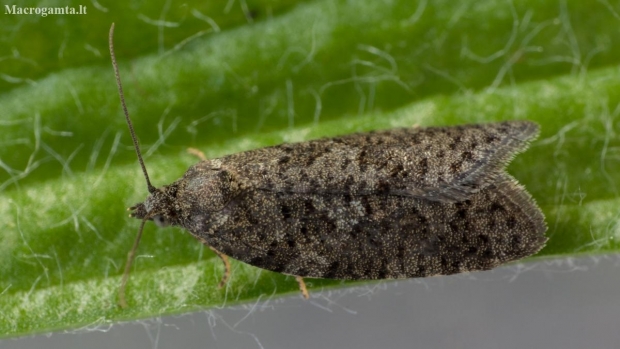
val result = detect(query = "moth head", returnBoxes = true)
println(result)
[129,184,180,227]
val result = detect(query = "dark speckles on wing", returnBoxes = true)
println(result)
[220,121,540,204]
[193,173,546,280]
[182,121,545,281]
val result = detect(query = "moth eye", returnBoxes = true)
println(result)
[153,215,170,227]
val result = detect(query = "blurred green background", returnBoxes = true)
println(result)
[1,0,620,337]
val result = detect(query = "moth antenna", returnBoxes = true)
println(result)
[109,23,156,193]
[118,217,149,308]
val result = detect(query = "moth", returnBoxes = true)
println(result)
[109,24,547,307]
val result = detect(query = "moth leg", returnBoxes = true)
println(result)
[209,246,231,289]
[295,276,310,299]
[187,148,207,161]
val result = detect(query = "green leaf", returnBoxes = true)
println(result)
[2,0,619,338]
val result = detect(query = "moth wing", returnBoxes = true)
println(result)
[198,173,546,280]
[396,120,540,202]
[220,120,539,203]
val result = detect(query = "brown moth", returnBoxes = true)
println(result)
[109,24,547,307]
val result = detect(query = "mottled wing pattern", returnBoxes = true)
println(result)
[199,174,546,280]
[219,120,539,203]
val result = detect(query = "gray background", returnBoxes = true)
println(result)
[2,255,619,349]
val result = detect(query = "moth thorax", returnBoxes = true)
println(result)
[182,168,239,212]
